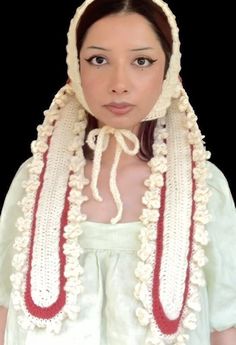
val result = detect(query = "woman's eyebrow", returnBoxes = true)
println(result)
[130,47,154,51]
[86,46,111,51]
[86,46,154,51]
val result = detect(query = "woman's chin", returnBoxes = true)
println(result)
[97,118,141,131]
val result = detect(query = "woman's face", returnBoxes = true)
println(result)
[80,13,166,131]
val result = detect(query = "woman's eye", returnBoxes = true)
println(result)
[86,56,107,65]
[134,57,156,67]
[85,56,157,67]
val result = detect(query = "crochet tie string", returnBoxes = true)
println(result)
[86,126,140,224]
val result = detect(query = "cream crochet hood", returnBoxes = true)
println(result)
[66,0,181,120]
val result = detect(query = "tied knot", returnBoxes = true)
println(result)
[86,126,140,224]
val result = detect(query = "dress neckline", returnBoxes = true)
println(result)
[82,220,142,226]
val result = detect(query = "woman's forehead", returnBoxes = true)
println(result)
[81,13,163,47]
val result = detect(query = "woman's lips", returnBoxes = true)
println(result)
[104,102,135,115]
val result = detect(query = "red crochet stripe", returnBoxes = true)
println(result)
[152,159,196,334]
[24,136,69,319]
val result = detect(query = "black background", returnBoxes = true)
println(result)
[1,1,235,209]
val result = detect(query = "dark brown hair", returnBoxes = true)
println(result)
[76,0,172,160]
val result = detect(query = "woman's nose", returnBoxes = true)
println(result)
[108,66,129,94]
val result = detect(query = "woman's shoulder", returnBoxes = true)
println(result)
[207,161,230,186]
[206,161,236,240]
[207,161,235,207]
[14,157,32,178]
[9,158,31,186]
[1,158,32,215]
[204,162,236,332]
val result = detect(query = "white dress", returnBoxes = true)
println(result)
[0,160,236,345]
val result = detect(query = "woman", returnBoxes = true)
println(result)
[0,0,236,344]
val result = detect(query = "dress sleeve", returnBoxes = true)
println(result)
[204,162,236,332]
[0,159,31,307]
